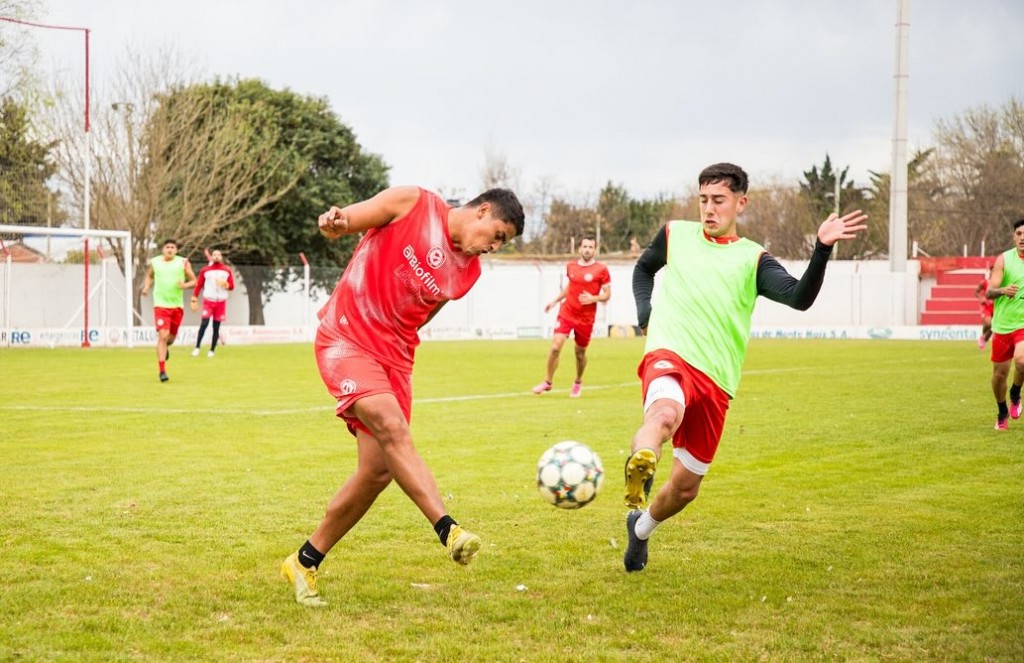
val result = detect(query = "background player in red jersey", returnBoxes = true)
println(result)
[280,185,524,607]
[190,249,235,358]
[532,235,611,398]
[976,265,994,350]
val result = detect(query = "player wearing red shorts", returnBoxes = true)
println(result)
[141,239,196,383]
[190,249,235,358]
[280,186,524,606]
[531,236,611,398]
[984,219,1024,430]
[622,163,867,572]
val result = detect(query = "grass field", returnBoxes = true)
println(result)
[1,338,1022,661]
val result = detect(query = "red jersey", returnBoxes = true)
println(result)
[317,188,481,371]
[558,260,611,325]
[980,279,994,317]
[194,263,234,302]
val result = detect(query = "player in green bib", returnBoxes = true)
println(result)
[983,218,1024,430]
[622,163,868,572]
[142,239,197,382]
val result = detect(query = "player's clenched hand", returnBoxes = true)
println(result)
[318,206,349,239]
[817,210,868,247]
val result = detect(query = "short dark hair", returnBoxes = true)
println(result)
[579,234,596,244]
[162,239,178,248]
[466,188,525,237]
[1014,218,1024,231]
[698,163,749,194]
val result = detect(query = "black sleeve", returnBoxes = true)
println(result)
[632,225,668,328]
[756,240,834,311]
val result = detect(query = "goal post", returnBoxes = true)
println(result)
[0,224,134,348]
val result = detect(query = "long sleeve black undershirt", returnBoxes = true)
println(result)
[632,224,834,328]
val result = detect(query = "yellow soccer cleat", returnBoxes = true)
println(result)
[624,448,657,509]
[280,552,328,607]
[445,525,481,565]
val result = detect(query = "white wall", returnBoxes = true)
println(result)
[0,256,923,339]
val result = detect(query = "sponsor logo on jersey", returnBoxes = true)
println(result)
[653,360,675,370]
[340,379,357,395]
[584,273,593,282]
[402,245,441,297]
[426,246,446,269]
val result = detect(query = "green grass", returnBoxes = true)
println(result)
[1,339,1021,661]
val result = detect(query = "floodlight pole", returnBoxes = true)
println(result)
[889,0,910,323]
[0,16,92,345]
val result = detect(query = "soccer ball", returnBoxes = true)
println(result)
[536,441,604,509]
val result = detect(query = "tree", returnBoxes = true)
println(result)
[212,81,389,324]
[42,54,305,313]
[0,98,61,229]
[0,1,42,101]
[800,154,868,258]
[929,98,1024,256]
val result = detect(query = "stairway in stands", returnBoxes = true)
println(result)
[920,256,990,325]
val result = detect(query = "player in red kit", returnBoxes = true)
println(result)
[977,266,994,350]
[190,249,235,357]
[281,185,524,607]
[532,235,611,398]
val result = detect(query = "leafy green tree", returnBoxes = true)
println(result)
[192,80,389,324]
[0,98,61,229]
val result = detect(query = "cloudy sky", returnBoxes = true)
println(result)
[24,0,1024,201]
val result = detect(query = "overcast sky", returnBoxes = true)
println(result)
[25,0,1024,201]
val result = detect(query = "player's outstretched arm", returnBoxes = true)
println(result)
[319,186,421,240]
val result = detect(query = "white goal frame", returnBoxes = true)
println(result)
[0,224,134,348]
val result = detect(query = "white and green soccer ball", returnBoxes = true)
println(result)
[536,441,604,509]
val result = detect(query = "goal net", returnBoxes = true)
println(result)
[0,224,136,348]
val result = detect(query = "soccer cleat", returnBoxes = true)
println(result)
[191,348,200,357]
[280,552,327,607]
[995,417,1009,431]
[624,510,648,572]
[1011,400,1022,420]
[159,371,169,383]
[624,448,657,509]
[569,382,582,398]
[532,381,552,395]
[207,351,215,358]
[445,525,481,565]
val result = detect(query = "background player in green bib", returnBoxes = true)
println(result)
[983,218,1024,430]
[142,239,197,382]
[622,163,867,572]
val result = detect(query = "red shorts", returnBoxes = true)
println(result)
[638,349,730,465]
[991,329,1024,362]
[201,300,227,322]
[154,307,184,336]
[554,316,595,348]
[314,333,412,437]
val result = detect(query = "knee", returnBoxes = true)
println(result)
[357,465,392,493]
[665,477,701,505]
[647,406,681,439]
[370,415,412,448]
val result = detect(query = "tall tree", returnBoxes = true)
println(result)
[214,81,389,324]
[43,58,304,312]
[0,1,42,101]
[0,98,60,228]
[930,98,1024,256]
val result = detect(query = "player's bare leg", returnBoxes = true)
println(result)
[571,345,587,397]
[534,333,569,394]
[624,399,682,508]
[350,394,480,564]
[626,458,703,572]
[156,329,171,382]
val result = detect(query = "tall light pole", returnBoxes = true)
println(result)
[0,16,92,346]
[889,0,910,323]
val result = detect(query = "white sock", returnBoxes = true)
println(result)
[634,510,661,540]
